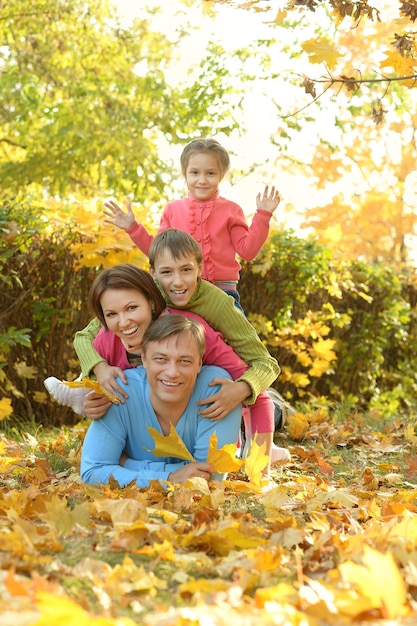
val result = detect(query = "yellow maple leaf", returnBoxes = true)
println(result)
[380,50,417,86]
[301,37,342,70]
[309,358,332,377]
[0,396,13,421]
[311,338,337,362]
[338,546,407,619]
[244,437,269,488]
[15,361,38,379]
[289,372,310,387]
[64,378,120,404]
[146,424,195,462]
[201,0,216,18]
[207,432,244,473]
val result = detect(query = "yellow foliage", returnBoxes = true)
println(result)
[289,372,310,388]
[302,37,342,69]
[380,50,417,86]
[14,362,38,379]
[296,352,312,367]
[34,591,137,626]
[286,412,311,440]
[309,358,332,377]
[311,338,337,363]
[0,396,13,421]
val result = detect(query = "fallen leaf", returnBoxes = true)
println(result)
[146,424,195,462]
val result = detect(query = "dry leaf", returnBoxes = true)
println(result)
[64,377,120,403]
[207,432,244,473]
[146,424,195,462]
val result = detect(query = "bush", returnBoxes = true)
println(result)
[240,231,417,413]
[2,210,416,426]
[1,198,94,426]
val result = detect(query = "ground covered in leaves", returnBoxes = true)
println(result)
[1,407,417,625]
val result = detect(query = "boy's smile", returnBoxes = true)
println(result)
[151,250,202,308]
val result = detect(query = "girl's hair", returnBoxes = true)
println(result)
[142,314,206,359]
[88,264,166,328]
[180,138,230,178]
[149,229,203,269]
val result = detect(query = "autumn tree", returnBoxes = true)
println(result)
[0,0,244,201]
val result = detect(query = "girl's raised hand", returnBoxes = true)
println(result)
[103,200,136,231]
[256,185,280,214]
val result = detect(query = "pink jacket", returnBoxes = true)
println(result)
[125,193,273,283]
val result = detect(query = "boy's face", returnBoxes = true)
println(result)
[151,250,202,308]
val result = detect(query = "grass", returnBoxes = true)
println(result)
[1,406,417,624]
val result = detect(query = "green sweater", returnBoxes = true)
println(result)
[74,279,280,404]
[160,279,280,403]
[74,317,104,379]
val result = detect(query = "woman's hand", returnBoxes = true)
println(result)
[196,378,250,421]
[84,391,112,420]
[93,362,128,400]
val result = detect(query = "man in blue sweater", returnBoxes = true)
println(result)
[80,315,242,488]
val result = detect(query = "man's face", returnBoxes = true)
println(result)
[142,331,202,410]
[151,250,201,308]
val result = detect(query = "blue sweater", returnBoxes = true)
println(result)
[80,365,242,488]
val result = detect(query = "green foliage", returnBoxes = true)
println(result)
[0,0,246,200]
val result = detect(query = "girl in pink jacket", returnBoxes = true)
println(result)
[104,138,280,311]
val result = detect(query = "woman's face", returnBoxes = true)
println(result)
[100,287,154,354]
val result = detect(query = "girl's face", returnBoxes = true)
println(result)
[184,152,222,201]
[100,288,154,354]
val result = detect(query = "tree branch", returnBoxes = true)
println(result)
[311,73,417,85]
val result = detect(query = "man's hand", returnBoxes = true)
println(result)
[196,378,250,421]
[168,462,215,483]
[256,185,280,214]
[84,391,112,420]
[93,362,128,399]
[103,200,136,231]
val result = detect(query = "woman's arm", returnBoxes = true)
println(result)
[74,318,106,378]
[74,318,128,397]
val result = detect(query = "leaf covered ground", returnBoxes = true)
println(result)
[1,407,417,626]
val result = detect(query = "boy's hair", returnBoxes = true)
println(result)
[88,264,166,328]
[149,229,203,269]
[180,138,230,178]
[142,314,206,359]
